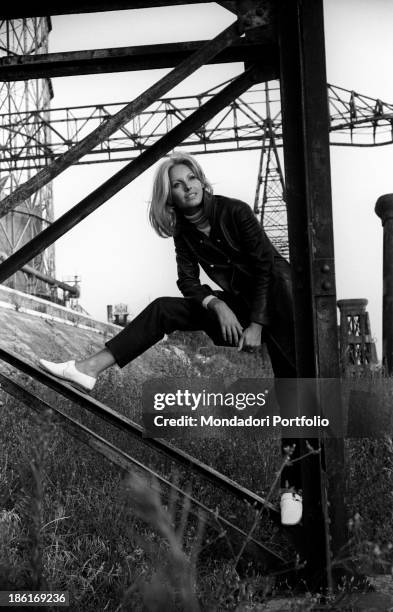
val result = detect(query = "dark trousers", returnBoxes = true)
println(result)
[105,293,301,488]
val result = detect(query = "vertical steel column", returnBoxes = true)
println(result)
[278,0,346,590]
[375,194,393,374]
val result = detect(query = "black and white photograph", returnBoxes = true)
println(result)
[1,1,393,610]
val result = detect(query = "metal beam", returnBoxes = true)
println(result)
[278,0,346,591]
[0,347,279,517]
[0,20,252,218]
[0,371,284,561]
[0,65,272,283]
[1,83,392,174]
[217,2,237,13]
[0,252,78,297]
[0,1,209,19]
[1,83,392,171]
[0,40,274,80]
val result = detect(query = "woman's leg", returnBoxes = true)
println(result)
[74,296,222,378]
[40,296,218,389]
[40,297,219,388]
[75,348,116,378]
[104,296,219,368]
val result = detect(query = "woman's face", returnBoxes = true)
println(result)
[169,163,204,211]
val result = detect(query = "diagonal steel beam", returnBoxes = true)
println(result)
[0,251,78,296]
[0,64,274,283]
[0,21,245,218]
[0,346,279,516]
[0,372,285,562]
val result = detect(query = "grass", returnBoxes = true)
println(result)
[0,334,393,610]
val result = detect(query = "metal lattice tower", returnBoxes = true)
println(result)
[0,18,55,296]
[253,82,287,258]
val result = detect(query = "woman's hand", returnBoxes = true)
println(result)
[208,298,243,346]
[238,322,262,352]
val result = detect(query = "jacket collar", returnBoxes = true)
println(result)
[174,191,218,237]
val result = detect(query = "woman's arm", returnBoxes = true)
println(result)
[174,234,213,304]
[226,200,274,350]
[174,235,243,345]
[233,201,274,326]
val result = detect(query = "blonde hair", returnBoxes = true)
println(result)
[149,151,213,237]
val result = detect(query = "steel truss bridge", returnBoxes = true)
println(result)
[1,80,393,257]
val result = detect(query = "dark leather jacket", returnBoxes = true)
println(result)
[174,194,292,330]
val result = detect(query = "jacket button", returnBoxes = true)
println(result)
[210,264,214,268]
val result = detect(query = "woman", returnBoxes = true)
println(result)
[40,152,300,519]
[40,151,295,387]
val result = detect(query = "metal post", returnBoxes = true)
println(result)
[0,21,244,217]
[0,40,270,80]
[278,0,346,590]
[375,194,393,374]
[0,65,275,283]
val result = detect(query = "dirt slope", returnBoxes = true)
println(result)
[0,305,200,385]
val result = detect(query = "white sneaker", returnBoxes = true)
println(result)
[280,492,303,526]
[39,359,96,392]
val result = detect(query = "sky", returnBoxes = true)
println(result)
[46,0,393,357]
